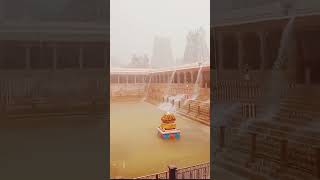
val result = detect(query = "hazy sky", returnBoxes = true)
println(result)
[111,0,210,65]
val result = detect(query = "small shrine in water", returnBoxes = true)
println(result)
[157,112,181,139]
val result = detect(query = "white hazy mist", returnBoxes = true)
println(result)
[111,0,210,66]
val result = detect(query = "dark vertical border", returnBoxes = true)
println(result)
[106,0,111,179]
[210,0,214,178]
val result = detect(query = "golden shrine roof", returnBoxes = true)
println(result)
[161,112,176,123]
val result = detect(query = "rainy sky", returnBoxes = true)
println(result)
[111,0,210,66]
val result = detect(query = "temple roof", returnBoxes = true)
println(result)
[110,68,151,75]
[110,61,210,75]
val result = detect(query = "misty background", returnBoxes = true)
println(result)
[110,0,210,67]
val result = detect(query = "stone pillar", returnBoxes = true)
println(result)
[126,75,128,84]
[250,132,257,162]
[79,46,83,69]
[117,75,120,84]
[134,75,137,84]
[184,72,187,84]
[237,33,244,70]
[25,45,31,70]
[259,31,267,71]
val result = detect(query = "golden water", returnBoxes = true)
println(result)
[110,101,210,178]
